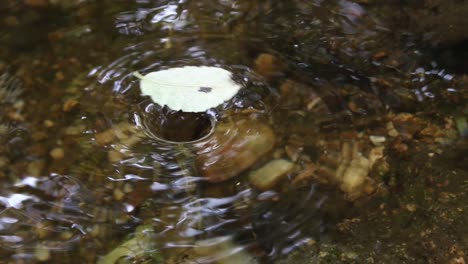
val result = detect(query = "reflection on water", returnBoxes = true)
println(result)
[1,0,467,263]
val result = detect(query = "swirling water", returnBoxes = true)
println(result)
[0,1,467,263]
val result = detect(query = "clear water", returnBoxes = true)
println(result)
[0,1,467,263]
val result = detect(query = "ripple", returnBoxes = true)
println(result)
[0,175,130,255]
[0,0,465,262]
[78,12,394,259]
[1,1,418,262]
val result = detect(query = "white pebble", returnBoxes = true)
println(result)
[369,135,386,146]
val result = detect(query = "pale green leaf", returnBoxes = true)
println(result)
[135,66,241,112]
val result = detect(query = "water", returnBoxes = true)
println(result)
[1,1,467,263]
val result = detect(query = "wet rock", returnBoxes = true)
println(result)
[113,188,124,201]
[95,122,143,146]
[98,225,158,264]
[388,113,458,145]
[369,135,386,146]
[293,139,384,200]
[249,159,294,191]
[285,144,303,162]
[195,117,275,183]
[64,125,86,136]
[107,149,124,163]
[0,156,9,169]
[34,245,51,261]
[338,148,375,198]
[43,119,54,128]
[254,53,283,80]
[62,98,79,112]
[390,113,425,139]
[49,147,64,160]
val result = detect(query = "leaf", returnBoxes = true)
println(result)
[135,66,241,112]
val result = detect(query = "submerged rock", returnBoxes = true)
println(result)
[293,138,385,200]
[254,53,283,80]
[249,159,294,191]
[195,117,275,183]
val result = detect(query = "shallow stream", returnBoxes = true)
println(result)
[0,1,467,263]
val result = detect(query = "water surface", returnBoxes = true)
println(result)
[0,1,467,263]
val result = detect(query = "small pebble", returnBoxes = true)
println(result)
[55,71,65,81]
[62,99,79,112]
[7,111,24,121]
[388,129,399,137]
[0,157,9,168]
[90,224,101,237]
[113,188,125,201]
[254,53,282,79]
[95,130,115,145]
[44,120,54,128]
[50,147,65,160]
[369,135,386,146]
[372,51,387,60]
[64,125,85,136]
[249,159,294,190]
[405,204,417,212]
[285,145,303,162]
[34,246,51,262]
[279,80,295,96]
[386,122,399,137]
[123,183,133,193]
[60,231,74,240]
[13,100,24,110]
[108,149,123,163]
[449,257,465,264]
[307,97,323,111]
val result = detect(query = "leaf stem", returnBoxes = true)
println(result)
[132,71,145,80]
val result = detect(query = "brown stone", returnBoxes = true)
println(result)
[62,99,79,112]
[195,117,275,183]
[254,53,283,80]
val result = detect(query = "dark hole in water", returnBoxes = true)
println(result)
[150,109,214,143]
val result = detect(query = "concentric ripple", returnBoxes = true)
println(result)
[80,9,387,261]
[0,1,412,263]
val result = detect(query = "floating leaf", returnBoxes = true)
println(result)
[135,66,242,112]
